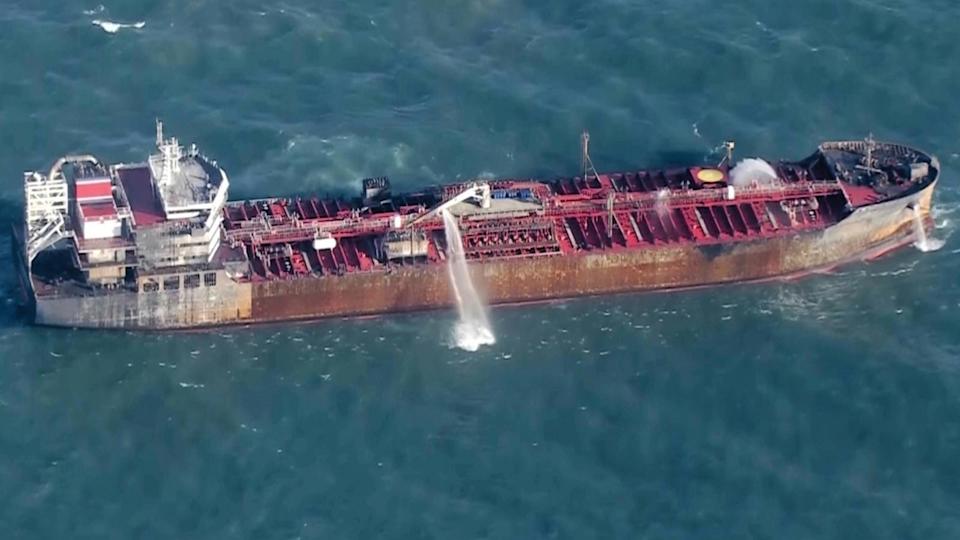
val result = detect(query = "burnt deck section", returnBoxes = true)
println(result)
[220,162,851,282]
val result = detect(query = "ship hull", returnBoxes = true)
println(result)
[28,180,936,330]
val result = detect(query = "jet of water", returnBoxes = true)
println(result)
[442,210,495,351]
[912,205,944,252]
[729,158,778,187]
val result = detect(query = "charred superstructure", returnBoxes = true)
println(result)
[12,123,939,329]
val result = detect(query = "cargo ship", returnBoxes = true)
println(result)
[11,122,939,329]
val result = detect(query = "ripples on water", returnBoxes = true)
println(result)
[1,0,960,537]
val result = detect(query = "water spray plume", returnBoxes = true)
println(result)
[655,189,671,217]
[912,206,944,252]
[729,158,778,187]
[442,210,495,351]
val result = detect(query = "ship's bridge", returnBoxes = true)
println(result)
[148,121,229,224]
[131,121,231,270]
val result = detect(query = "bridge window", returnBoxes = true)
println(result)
[162,276,180,291]
[184,274,201,289]
[204,272,217,287]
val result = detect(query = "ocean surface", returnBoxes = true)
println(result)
[2,0,960,537]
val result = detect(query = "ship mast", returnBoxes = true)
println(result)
[864,133,875,169]
[581,131,601,181]
[718,141,735,167]
[582,131,615,241]
[855,133,883,176]
[154,118,183,188]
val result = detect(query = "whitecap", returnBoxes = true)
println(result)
[914,237,945,252]
[92,19,145,34]
[450,321,496,352]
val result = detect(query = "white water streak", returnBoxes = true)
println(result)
[913,206,944,252]
[442,211,495,351]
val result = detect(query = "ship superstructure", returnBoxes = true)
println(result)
[12,123,939,329]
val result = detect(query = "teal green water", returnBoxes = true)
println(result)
[2,1,960,538]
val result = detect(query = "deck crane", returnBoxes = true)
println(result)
[405,182,491,227]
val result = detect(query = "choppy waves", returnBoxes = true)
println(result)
[2,0,960,535]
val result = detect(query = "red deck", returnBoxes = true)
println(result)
[220,162,852,282]
[117,166,166,226]
[76,178,113,201]
[78,201,118,219]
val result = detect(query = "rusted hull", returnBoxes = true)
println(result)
[31,180,935,329]
[252,181,931,320]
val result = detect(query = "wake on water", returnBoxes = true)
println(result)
[442,210,495,352]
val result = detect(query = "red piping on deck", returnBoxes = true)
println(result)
[219,166,853,281]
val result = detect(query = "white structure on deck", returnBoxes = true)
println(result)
[407,182,491,227]
[74,165,122,241]
[23,155,105,262]
[20,122,235,292]
[138,120,230,269]
[23,172,68,263]
[24,171,67,225]
[148,120,230,220]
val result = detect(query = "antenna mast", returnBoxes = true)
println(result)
[718,141,735,167]
[581,131,601,180]
[154,118,183,187]
[855,133,882,176]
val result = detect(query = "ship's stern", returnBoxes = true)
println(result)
[8,222,36,320]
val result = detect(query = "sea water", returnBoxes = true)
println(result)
[1,0,959,536]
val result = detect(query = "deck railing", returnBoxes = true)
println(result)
[222,180,843,246]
